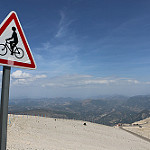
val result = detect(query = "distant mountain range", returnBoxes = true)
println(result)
[7,95,150,126]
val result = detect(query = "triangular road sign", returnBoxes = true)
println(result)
[0,11,36,69]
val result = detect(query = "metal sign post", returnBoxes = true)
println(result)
[0,66,11,150]
[0,11,36,150]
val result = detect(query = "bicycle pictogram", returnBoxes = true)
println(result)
[0,41,24,59]
[0,26,24,59]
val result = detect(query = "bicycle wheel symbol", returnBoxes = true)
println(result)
[14,47,24,59]
[0,44,7,56]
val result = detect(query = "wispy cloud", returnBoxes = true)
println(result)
[34,38,80,76]
[55,11,74,38]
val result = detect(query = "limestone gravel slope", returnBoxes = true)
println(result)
[7,115,150,150]
[123,117,150,139]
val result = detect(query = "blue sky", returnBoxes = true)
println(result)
[1,0,150,98]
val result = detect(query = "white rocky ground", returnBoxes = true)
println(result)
[123,117,150,139]
[6,115,150,150]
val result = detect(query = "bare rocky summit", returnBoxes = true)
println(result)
[7,115,150,150]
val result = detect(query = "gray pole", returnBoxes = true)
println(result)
[0,66,11,150]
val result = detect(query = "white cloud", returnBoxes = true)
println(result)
[145,82,150,85]
[8,71,150,88]
[8,72,150,98]
[35,74,47,79]
[9,72,145,89]
[42,75,141,88]
[11,70,46,85]
[127,79,140,84]
[11,70,31,79]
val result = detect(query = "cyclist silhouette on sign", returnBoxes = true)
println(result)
[6,27,18,55]
[0,26,24,59]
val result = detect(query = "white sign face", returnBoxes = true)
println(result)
[0,11,36,69]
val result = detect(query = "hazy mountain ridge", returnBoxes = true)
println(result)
[8,95,150,126]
